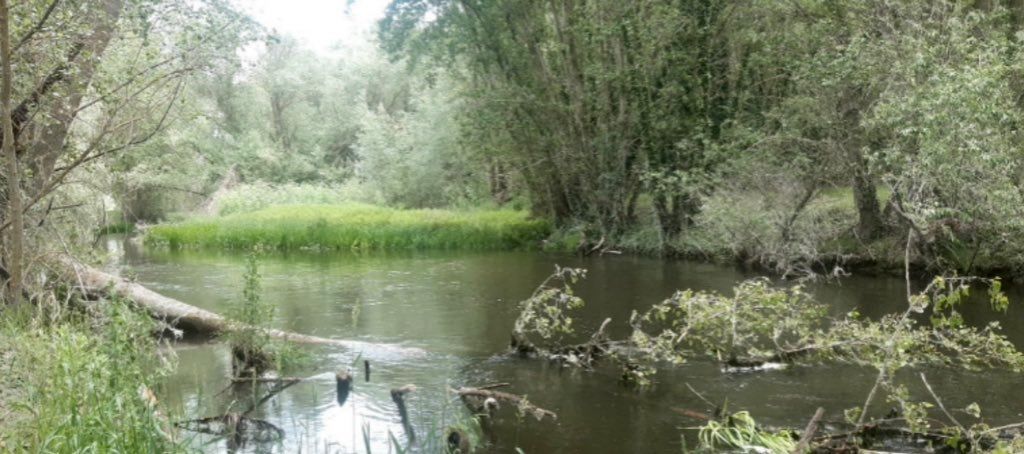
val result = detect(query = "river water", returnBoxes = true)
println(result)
[109,238,1024,453]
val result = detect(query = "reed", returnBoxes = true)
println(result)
[147,203,551,251]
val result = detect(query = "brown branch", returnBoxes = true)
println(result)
[477,382,511,391]
[243,378,301,415]
[0,73,189,235]
[452,386,557,421]
[391,384,417,442]
[670,407,714,421]
[10,42,85,145]
[792,407,825,454]
[919,373,966,433]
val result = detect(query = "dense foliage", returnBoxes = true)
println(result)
[376,0,1024,274]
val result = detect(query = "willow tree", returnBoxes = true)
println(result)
[381,1,761,237]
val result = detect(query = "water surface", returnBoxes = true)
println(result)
[110,238,1024,453]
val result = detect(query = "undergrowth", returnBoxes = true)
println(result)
[0,297,187,453]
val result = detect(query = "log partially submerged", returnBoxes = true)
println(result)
[60,258,347,346]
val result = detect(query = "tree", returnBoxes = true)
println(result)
[1,0,21,305]
[0,0,253,303]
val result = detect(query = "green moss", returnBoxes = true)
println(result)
[146,203,551,251]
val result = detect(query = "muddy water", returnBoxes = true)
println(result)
[109,238,1024,453]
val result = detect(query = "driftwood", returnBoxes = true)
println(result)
[59,258,347,346]
[175,412,284,444]
[241,379,301,415]
[174,372,314,445]
[792,407,825,454]
[175,378,298,444]
[452,386,557,422]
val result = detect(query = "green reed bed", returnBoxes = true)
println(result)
[147,203,551,251]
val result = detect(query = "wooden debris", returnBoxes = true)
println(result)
[452,386,557,422]
[391,384,418,442]
[792,407,825,454]
[336,371,353,407]
[60,257,347,346]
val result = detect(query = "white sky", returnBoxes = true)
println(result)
[236,0,391,55]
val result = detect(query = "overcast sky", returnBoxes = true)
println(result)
[237,0,391,55]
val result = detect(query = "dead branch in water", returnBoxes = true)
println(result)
[391,384,417,442]
[452,386,557,422]
[792,407,825,454]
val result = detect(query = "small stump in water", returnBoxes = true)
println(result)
[336,371,353,407]
[445,427,470,453]
[231,346,272,379]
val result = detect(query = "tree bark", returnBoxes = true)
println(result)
[1,0,22,306]
[852,161,883,239]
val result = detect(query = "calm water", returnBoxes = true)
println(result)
[109,238,1024,453]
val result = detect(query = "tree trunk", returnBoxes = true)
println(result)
[60,258,350,346]
[1,0,22,306]
[852,163,883,239]
[488,161,509,206]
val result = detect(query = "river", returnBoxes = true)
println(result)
[108,237,1024,453]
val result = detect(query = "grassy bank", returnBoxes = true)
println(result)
[0,302,185,452]
[147,203,551,251]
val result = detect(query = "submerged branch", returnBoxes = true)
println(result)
[452,386,557,422]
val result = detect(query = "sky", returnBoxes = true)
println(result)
[236,0,392,55]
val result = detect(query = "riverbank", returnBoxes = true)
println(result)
[140,191,1024,280]
[0,303,184,452]
[146,203,551,251]
[555,187,1024,281]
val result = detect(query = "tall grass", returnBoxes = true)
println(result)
[147,203,551,251]
[3,299,187,453]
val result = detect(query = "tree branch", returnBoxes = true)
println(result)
[12,0,60,53]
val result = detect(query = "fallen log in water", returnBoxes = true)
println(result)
[59,257,348,346]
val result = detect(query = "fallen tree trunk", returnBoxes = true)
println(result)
[59,258,347,347]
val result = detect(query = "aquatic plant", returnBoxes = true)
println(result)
[146,203,551,251]
[224,253,309,377]
[226,253,275,377]
[695,411,796,454]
